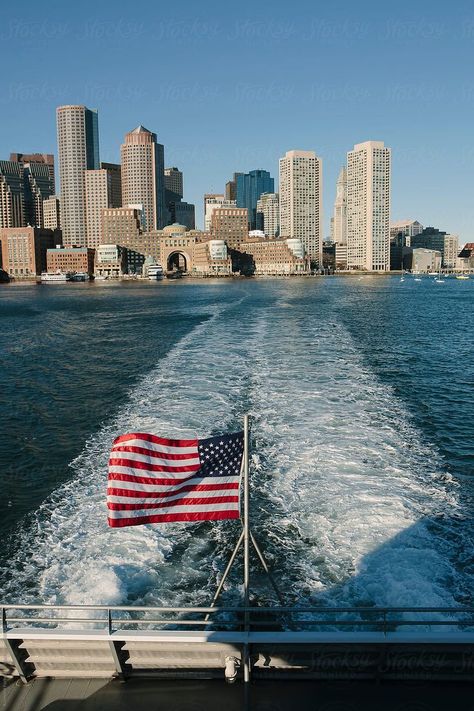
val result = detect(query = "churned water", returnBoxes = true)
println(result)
[0,277,472,610]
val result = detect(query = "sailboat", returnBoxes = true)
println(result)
[434,264,445,283]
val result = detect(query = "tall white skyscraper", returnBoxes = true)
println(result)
[121,126,165,231]
[56,105,99,246]
[279,150,323,264]
[346,141,391,271]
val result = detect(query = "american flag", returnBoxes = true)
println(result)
[107,431,244,528]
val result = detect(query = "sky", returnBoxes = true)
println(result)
[1,0,473,242]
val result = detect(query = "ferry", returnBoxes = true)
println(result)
[69,272,90,282]
[147,264,164,281]
[40,271,73,283]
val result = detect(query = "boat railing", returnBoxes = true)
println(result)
[2,603,474,635]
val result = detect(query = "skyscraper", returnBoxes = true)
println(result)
[164,167,183,199]
[333,167,347,245]
[225,173,243,202]
[10,153,55,193]
[346,141,391,271]
[85,163,122,249]
[256,192,279,237]
[57,105,99,246]
[279,150,323,264]
[236,170,274,230]
[0,161,25,228]
[121,126,165,231]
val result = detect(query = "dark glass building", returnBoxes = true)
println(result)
[236,170,274,230]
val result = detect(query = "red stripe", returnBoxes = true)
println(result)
[108,510,240,527]
[113,432,198,448]
[111,445,198,461]
[107,472,238,486]
[108,458,201,473]
[107,496,239,511]
[109,472,202,486]
[107,483,239,499]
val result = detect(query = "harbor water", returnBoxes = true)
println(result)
[0,276,472,610]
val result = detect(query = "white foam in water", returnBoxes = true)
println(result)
[3,285,463,611]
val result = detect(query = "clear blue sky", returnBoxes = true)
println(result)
[1,0,473,241]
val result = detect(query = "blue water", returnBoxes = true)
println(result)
[0,276,472,609]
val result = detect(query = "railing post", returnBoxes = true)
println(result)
[107,608,129,681]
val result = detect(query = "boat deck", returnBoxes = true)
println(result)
[1,677,473,711]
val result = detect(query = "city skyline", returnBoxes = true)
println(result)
[1,0,474,241]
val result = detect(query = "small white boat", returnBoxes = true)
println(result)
[456,274,469,280]
[41,271,72,283]
[147,264,164,281]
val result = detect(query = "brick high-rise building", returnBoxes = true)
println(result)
[211,206,248,250]
[279,150,323,265]
[121,126,165,231]
[85,163,122,249]
[57,105,100,247]
[0,226,61,277]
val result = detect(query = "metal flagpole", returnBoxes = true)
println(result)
[243,413,250,684]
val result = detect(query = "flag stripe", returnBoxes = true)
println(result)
[107,483,239,498]
[111,445,199,461]
[108,496,239,511]
[107,473,239,489]
[107,502,237,518]
[108,510,240,528]
[109,457,201,473]
[114,433,198,451]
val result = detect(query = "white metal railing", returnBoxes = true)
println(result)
[2,603,474,635]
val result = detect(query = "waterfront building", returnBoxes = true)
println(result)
[101,207,143,246]
[225,173,243,202]
[335,243,348,270]
[192,238,232,276]
[410,227,459,269]
[10,153,55,192]
[56,105,99,247]
[279,150,323,265]
[241,236,309,275]
[211,207,248,250]
[0,161,25,228]
[85,163,122,249]
[256,192,279,237]
[204,194,226,231]
[47,246,95,275]
[236,170,274,230]
[95,244,126,278]
[346,140,391,271]
[121,125,165,231]
[0,226,61,277]
[404,247,442,273]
